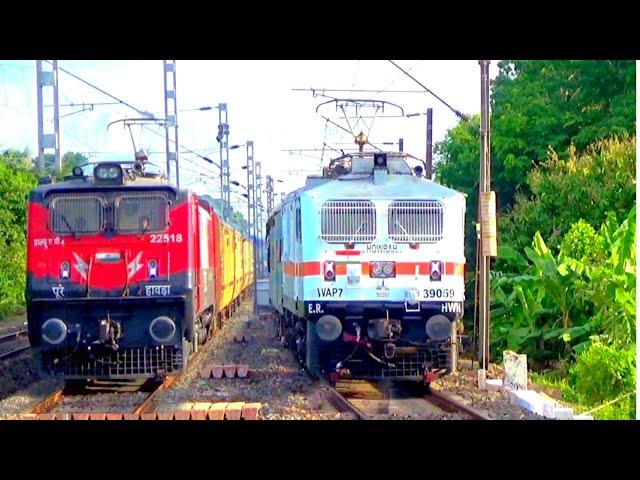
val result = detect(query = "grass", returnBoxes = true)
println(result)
[531,371,636,420]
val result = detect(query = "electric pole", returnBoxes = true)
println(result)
[266,175,274,215]
[163,60,179,187]
[246,140,258,313]
[36,60,60,173]
[255,158,264,277]
[478,60,497,369]
[426,108,433,179]
[217,103,230,220]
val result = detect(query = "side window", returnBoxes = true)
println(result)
[295,203,301,241]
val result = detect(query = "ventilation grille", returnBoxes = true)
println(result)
[388,200,444,243]
[320,200,376,243]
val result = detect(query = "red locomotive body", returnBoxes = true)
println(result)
[26,161,251,379]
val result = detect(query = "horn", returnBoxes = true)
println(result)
[133,161,144,173]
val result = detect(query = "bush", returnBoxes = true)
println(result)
[0,150,38,317]
[499,136,636,254]
[560,219,605,265]
[566,341,635,420]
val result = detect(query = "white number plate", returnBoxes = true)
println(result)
[422,288,457,299]
[150,233,183,244]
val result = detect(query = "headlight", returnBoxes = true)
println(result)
[430,260,442,281]
[370,261,395,278]
[148,259,158,278]
[149,316,176,342]
[316,315,342,342]
[426,314,451,341]
[60,261,70,279]
[41,318,68,345]
[323,260,336,282]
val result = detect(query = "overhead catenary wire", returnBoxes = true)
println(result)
[46,61,152,118]
[388,60,469,122]
[41,61,219,180]
[141,124,222,170]
[319,115,383,152]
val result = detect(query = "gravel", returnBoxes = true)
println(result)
[431,359,545,420]
[0,313,27,337]
[152,299,346,419]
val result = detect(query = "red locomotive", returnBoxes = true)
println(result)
[26,160,253,380]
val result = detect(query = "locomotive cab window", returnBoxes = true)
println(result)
[50,194,104,235]
[115,193,168,234]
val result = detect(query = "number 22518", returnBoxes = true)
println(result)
[150,233,183,243]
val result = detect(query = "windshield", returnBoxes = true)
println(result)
[48,191,169,236]
[116,193,168,233]
[50,194,104,236]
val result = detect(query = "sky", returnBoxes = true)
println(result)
[0,60,500,207]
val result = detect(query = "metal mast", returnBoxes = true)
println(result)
[246,141,258,313]
[163,60,179,187]
[426,107,433,179]
[217,103,230,220]
[36,60,60,173]
[266,175,274,215]
[255,158,264,277]
[478,60,495,369]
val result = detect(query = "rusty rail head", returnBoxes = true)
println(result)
[23,389,64,415]
[0,329,28,345]
[426,389,492,420]
[133,375,179,416]
[322,381,370,420]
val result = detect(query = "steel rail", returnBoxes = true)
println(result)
[0,329,28,345]
[425,389,492,420]
[0,345,30,361]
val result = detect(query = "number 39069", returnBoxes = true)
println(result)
[423,288,455,299]
[150,233,183,243]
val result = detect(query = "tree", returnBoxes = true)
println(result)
[491,60,635,208]
[436,60,636,216]
[499,136,636,255]
[0,150,38,316]
[29,151,90,177]
[61,151,89,174]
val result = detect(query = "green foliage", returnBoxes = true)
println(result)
[499,136,636,254]
[436,60,635,218]
[61,152,89,176]
[585,207,636,347]
[491,206,636,364]
[491,60,635,207]
[0,149,38,317]
[565,341,636,420]
[435,62,635,271]
[29,151,90,179]
[491,232,590,363]
[559,219,605,265]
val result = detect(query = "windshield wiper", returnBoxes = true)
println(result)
[139,217,150,236]
[59,213,79,238]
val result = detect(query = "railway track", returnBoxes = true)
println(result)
[21,376,174,419]
[18,340,232,420]
[0,329,30,361]
[0,329,28,345]
[323,378,492,420]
